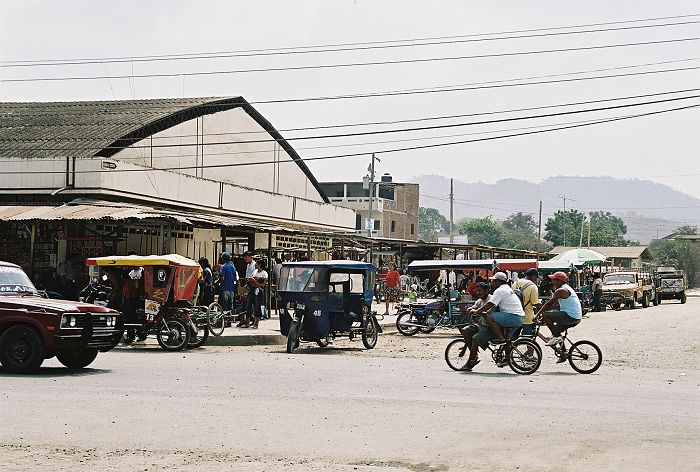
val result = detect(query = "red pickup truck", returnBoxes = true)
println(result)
[0,261,121,373]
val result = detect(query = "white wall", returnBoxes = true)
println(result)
[112,107,321,201]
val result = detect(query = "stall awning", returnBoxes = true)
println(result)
[494,259,539,270]
[407,259,497,273]
[0,200,345,235]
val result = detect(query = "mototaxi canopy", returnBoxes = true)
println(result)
[85,254,200,267]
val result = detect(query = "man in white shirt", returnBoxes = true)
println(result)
[469,271,525,345]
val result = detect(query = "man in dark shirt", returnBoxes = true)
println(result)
[218,252,237,312]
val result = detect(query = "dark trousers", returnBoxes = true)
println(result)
[593,290,603,312]
[245,290,255,320]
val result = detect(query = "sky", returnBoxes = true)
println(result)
[2,1,699,200]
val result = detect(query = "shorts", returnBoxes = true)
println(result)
[543,311,581,328]
[385,286,400,302]
[492,311,524,328]
[520,323,535,337]
[472,324,496,350]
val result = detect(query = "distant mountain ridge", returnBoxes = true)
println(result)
[413,175,700,244]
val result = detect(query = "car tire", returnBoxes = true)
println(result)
[641,293,649,308]
[0,325,45,374]
[680,291,687,304]
[56,348,99,369]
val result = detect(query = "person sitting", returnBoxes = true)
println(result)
[534,271,583,362]
[459,282,492,370]
[469,272,525,345]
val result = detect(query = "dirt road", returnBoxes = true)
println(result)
[1,294,698,471]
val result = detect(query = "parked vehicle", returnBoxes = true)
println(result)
[0,261,121,373]
[278,261,382,353]
[85,254,210,351]
[653,266,687,304]
[601,270,656,310]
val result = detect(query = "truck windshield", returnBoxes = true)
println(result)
[0,266,37,294]
[603,274,635,285]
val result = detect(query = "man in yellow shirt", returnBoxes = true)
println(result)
[514,268,540,338]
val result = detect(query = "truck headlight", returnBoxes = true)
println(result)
[61,314,78,328]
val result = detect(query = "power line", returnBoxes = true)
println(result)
[2,37,698,83]
[6,93,698,152]
[0,101,697,175]
[4,20,699,68]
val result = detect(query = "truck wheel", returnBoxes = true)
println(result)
[56,348,99,369]
[641,293,649,308]
[628,297,636,309]
[0,325,45,374]
[652,294,659,306]
[680,291,687,304]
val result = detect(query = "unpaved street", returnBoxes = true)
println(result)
[1,295,699,471]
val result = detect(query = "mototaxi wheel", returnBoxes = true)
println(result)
[56,348,99,369]
[508,339,541,375]
[156,319,190,351]
[444,338,470,371]
[0,325,45,374]
[286,320,301,354]
[396,312,420,336]
[207,302,226,336]
[362,316,379,349]
[568,340,602,374]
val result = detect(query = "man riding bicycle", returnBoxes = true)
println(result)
[470,272,525,345]
[534,271,583,362]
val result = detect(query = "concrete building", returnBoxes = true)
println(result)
[0,98,355,286]
[319,175,419,241]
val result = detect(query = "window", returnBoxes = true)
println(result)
[374,220,381,230]
[355,213,362,230]
[391,220,396,233]
[410,223,415,235]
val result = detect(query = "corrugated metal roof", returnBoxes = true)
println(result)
[550,246,652,259]
[0,98,237,159]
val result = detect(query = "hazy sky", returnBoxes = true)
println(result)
[2,1,699,199]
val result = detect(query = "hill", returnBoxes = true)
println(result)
[414,176,700,244]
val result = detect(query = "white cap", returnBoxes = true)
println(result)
[489,271,508,282]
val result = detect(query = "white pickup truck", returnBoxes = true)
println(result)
[601,271,656,310]
[655,267,687,304]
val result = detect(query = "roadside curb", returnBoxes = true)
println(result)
[206,333,286,346]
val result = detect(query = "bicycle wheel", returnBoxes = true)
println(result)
[207,303,225,336]
[508,339,541,375]
[444,339,471,371]
[568,340,602,374]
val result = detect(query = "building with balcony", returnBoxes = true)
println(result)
[319,174,419,241]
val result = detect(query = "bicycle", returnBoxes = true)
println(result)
[525,319,602,374]
[445,321,542,375]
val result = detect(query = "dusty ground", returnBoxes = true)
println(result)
[1,293,698,471]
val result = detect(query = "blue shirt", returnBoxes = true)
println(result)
[219,262,237,292]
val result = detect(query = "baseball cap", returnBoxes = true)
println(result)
[548,271,569,282]
[525,268,540,277]
[489,271,508,282]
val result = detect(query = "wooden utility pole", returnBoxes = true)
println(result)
[449,178,454,244]
[587,212,592,248]
[367,153,377,238]
[537,200,542,260]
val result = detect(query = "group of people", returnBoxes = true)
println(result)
[459,269,583,371]
[199,251,269,329]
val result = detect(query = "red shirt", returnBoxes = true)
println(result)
[385,270,400,288]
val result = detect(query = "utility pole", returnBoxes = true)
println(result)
[587,212,592,248]
[579,216,585,247]
[537,200,542,260]
[558,195,577,247]
[449,178,454,244]
[367,153,378,238]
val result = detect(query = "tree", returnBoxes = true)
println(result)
[503,212,537,233]
[418,207,449,242]
[544,210,586,247]
[650,239,700,287]
[501,212,544,251]
[671,225,698,236]
[459,216,504,247]
[544,210,628,247]
[588,211,628,247]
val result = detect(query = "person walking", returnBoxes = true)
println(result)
[591,272,603,312]
[218,253,237,313]
[384,263,400,315]
[240,251,257,328]
[249,259,269,329]
[198,257,214,306]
